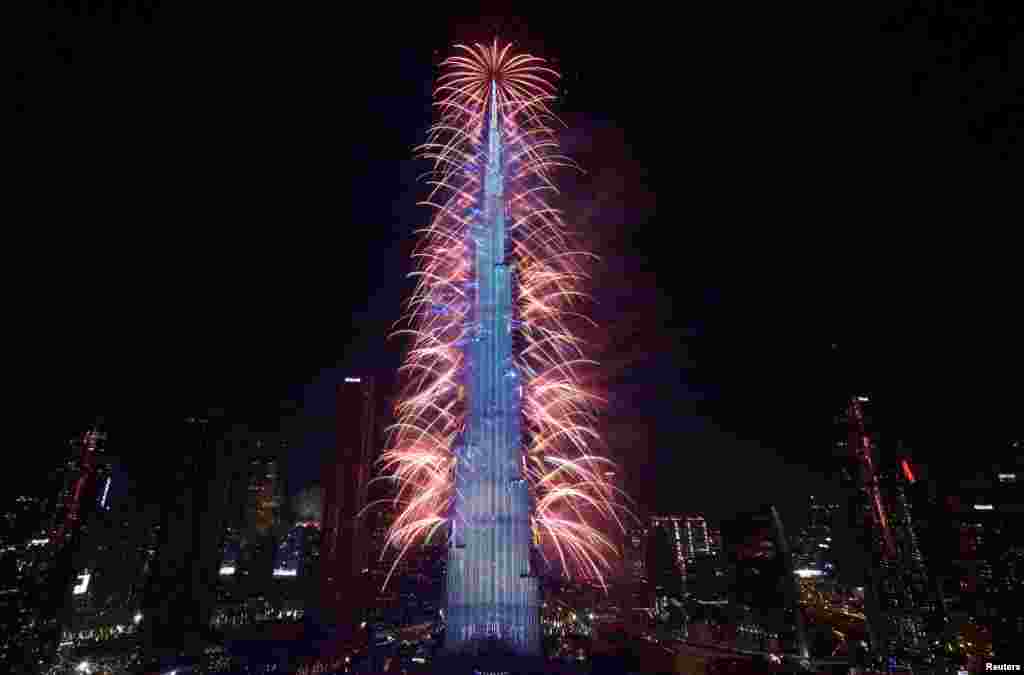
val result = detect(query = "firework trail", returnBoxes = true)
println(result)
[375,39,630,592]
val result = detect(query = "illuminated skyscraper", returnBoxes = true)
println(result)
[650,514,710,578]
[838,394,903,667]
[937,449,1023,663]
[389,43,622,671]
[215,431,288,603]
[837,397,951,671]
[793,496,839,578]
[650,516,686,577]
[439,84,540,662]
[49,428,108,551]
[683,514,711,562]
[241,451,285,590]
[648,518,684,606]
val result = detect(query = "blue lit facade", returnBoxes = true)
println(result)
[444,83,540,658]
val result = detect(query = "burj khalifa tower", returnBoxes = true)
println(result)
[387,41,618,672]
[443,80,541,659]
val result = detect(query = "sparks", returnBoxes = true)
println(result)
[375,39,630,592]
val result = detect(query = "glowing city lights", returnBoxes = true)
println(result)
[795,569,824,578]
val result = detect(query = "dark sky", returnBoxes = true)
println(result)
[22,4,1019,582]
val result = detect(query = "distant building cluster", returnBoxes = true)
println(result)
[1,383,1020,675]
[599,412,1022,673]
[0,378,394,674]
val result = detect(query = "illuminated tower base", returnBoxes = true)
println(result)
[442,82,541,661]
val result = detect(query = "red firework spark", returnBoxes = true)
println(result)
[373,39,631,591]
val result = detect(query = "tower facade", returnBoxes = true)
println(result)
[390,42,614,669]
[722,506,809,661]
[320,376,376,636]
[445,81,540,658]
[793,496,839,577]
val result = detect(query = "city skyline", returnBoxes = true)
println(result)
[15,5,1020,672]
[3,409,1020,670]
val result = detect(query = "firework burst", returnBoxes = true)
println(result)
[376,39,630,591]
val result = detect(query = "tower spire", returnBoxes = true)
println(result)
[443,55,539,661]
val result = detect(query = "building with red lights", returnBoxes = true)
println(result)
[933,448,1023,664]
[10,426,109,668]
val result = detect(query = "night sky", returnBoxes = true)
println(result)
[22,5,1019,584]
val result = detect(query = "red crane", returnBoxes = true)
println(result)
[51,429,103,549]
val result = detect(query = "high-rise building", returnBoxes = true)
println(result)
[792,496,839,578]
[836,396,953,671]
[439,82,540,660]
[392,44,617,672]
[138,413,232,671]
[870,456,943,668]
[240,451,286,590]
[49,428,109,552]
[647,520,684,604]
[935,449,1023,663]
[650,514,711,579]
[14,425,110,669]
[721,505,809,660]
[210,428,301,635]
[683,515,710,563]
[649,516,686,578]
[648,513,718,617]
[319,376,376,640]
[837,394,906,668]
[684,525,728,603]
